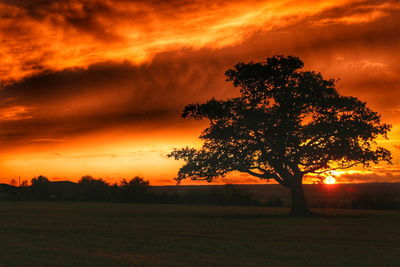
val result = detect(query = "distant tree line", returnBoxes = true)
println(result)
[0,176,399,210]
[0,175,272,206]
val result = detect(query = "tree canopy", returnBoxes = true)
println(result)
[168,55,392,216]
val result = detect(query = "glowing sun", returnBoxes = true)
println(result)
[324,176,336,184]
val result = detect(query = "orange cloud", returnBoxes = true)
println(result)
[310,1,400,26]
[2,0,397,84]
[0,105,36,121]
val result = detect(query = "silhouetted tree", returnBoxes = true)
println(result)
[78,176,110,201]
[168,55,392,216]
[119,177,150,202]
[31,175,51,200]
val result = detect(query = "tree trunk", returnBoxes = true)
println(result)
[289,177,311,217]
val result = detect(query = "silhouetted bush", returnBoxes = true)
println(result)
[119,177,150,202]
[49,181,80,201]
[31,175,51,200]
[78,176,111,201]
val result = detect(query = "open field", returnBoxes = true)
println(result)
[152,183,400,208]
[0,202,399,266]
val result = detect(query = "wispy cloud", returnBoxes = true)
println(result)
[0,105,36,121]
[2,0,397,84]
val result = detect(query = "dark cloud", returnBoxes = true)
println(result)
[0,50,234,147]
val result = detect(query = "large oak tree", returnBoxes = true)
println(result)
[168,56,391,216]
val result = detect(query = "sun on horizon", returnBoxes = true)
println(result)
[324,176,336,184]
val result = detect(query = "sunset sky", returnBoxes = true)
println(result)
[1,0,399,185]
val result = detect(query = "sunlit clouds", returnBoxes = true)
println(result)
[1,0,400,184]
[0,105,35,121]
[2,0,399,83]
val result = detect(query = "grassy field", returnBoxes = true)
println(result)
[0,202,399,266]
[152,183,400,208]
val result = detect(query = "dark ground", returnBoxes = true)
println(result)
[152,183,400,208]
[0,202,399,266]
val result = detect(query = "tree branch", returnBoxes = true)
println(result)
[240,168,290,187]
[243,169,274,179]
[304,162,359,175]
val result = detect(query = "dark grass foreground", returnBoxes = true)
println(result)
[0,202,399,266]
